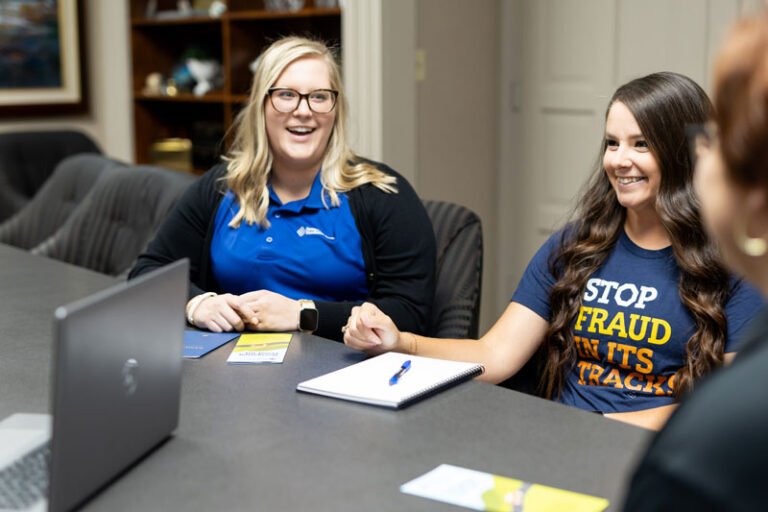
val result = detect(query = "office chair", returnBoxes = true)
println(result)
[422,200,483,339]
[0,130,101,221]
[0,154,126,250]
[32,165,197,276]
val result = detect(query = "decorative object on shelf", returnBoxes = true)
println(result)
[315,0,338,7]
[208,0,227,17]
[171,63,195,93]
[180,45,222,96]
[165,79,179,97]
[154,0,208,20]
[265,0,305,12]
[149,138,193,172]
[143,72,164,95]
[0,0,86,117]
[186,59,222,96]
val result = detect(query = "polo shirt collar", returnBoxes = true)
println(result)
[268,170,328,213]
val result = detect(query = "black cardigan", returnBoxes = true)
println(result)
[129,161,436,341]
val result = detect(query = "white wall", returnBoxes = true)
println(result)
[416,0,500,334]
[0,0,132,162]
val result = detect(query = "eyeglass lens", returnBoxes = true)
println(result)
[270,88,336,113]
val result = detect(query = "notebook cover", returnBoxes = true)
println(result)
[296,352,484,409]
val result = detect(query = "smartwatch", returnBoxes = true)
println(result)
[298,300,318,332]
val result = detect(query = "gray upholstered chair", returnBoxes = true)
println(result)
[422,200,483,339]
[0,154,126,250]
[32,165,197,276]
[0,130,101,221]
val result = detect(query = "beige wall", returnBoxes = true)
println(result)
[416,0,500,333]
[0,1,132,162]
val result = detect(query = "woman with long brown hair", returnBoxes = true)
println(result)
[343,72,763,430]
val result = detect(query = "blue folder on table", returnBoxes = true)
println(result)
[183,331,240,358]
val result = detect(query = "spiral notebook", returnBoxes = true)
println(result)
[296,352,484,409]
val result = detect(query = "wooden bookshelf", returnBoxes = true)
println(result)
[129,0,341,173]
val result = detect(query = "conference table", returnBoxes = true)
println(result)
[0,243,652,511]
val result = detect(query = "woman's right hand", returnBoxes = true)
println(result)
[187,293,258,333]
[343,302,403,354]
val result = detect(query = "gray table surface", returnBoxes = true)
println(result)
[0,244,652,511]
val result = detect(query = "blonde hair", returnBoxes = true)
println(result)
[224,36,397,228]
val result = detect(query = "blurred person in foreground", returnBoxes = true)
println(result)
[623,12,768,511]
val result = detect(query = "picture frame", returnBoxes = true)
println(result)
[0,0,87,117]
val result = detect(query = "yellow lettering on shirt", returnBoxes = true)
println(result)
[628,314,651,341]
[648,318,671,345]
[587,307,608,334]
[605,312,627,338]
[574,306,590,331]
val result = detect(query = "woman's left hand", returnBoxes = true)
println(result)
[239,290,300,332]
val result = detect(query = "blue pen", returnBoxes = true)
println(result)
[389,360,411,386]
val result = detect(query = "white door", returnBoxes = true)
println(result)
[498,0,763,308]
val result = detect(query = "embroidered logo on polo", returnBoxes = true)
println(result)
[296,226,335,240]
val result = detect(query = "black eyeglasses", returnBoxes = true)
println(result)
[686,122,718,168]
[267,87,339,114]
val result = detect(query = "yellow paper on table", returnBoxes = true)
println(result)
[401,464,609,512]
[226,333,292,364]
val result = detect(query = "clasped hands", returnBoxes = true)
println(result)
[187,290,300,333]
[342,302,403,355]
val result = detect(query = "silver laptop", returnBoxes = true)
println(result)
[0,259,188,512]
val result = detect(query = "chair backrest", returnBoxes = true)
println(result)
[422,200,483,339]
[0,154,126,250]
[32,165,197,276]
[0,130,101,220]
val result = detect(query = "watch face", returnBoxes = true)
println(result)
[300,307,319,331]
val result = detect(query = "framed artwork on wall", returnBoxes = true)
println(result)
[0,0,87,117]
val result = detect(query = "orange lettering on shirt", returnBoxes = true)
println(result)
[588,363,604,386]
[576,361,591,385]
[574,335,599,360]
[616,343,638,369]
[624,372,643,391]
[635,348,653,374]
[650,375,669,395]
[602,368,624,389]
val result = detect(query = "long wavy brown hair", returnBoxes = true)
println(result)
[538,72,731,400]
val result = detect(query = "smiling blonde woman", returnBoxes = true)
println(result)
[130,37,436,342]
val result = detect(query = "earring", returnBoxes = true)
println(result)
[734,219,768,257]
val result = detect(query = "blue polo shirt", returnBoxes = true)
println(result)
[209,172,368,301]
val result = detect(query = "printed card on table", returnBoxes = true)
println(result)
[400,464,609,512]
[226,333,293,364]
[183,331,240,358]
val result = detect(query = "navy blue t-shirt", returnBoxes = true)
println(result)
[209,172,368,302]
[512,229,764,413]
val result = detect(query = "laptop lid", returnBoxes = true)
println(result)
[47,259,188,512]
